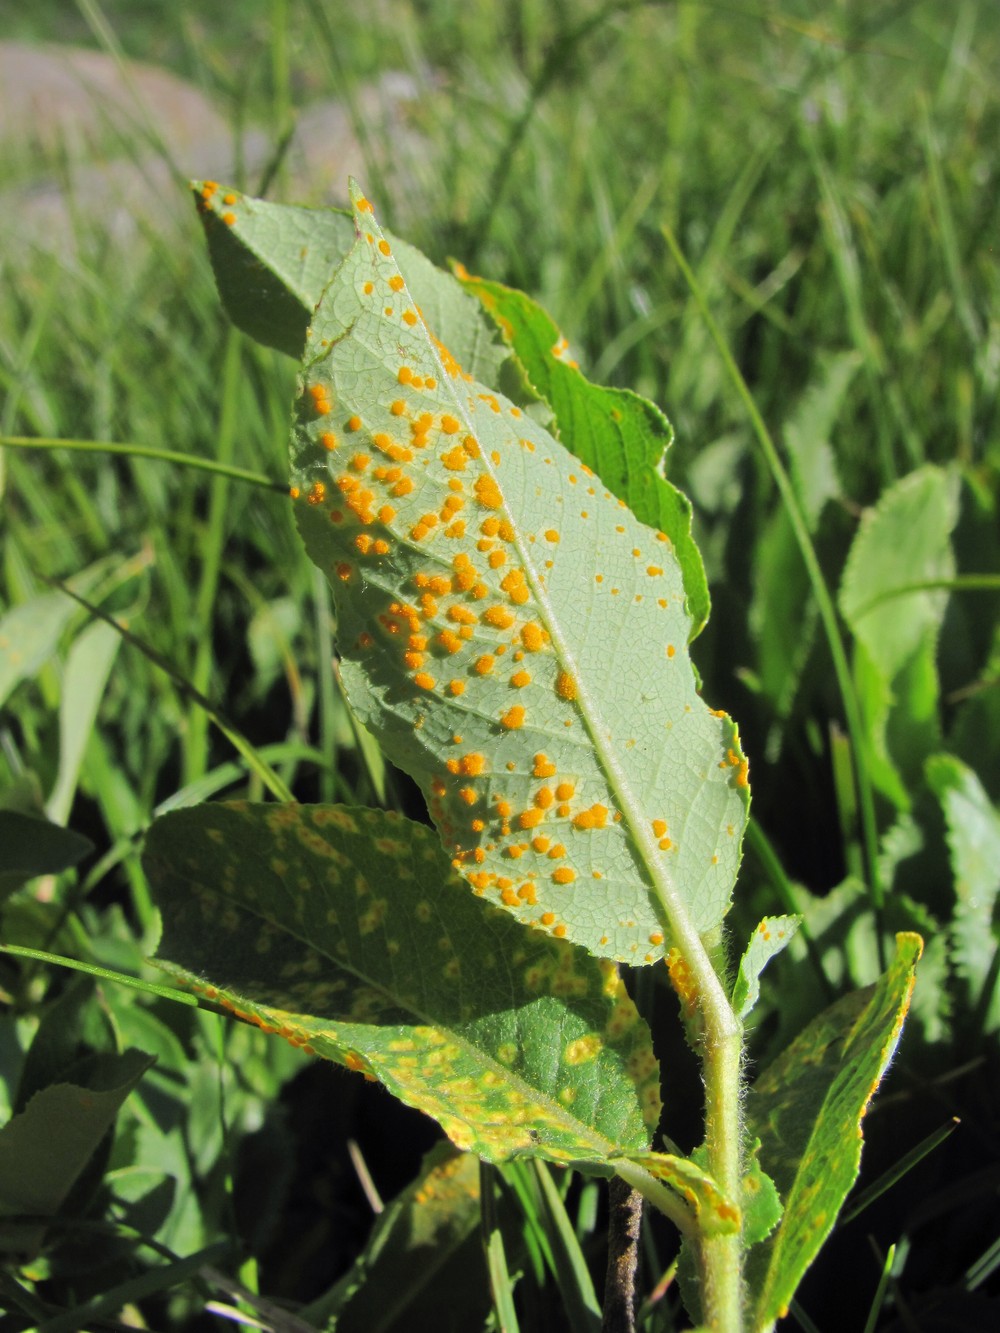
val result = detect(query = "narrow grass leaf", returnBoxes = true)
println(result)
[145,801,666,1172]
[290,185,749,964]
[456,272,710,638]
[745,932,922,1328]
[47,619,121,824]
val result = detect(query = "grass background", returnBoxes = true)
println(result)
[1,1,998,1329]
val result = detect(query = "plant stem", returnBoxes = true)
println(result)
[603,1178,642,1333]
[0,436,284,491]
[699,1017,745,1331]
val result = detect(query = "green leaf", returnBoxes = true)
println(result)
[302,1143,487,1333]
[0,585,87,710]
[458,271,710,639]
[47,619,121,825]
[731,916,801,1020]
[0,1050,153,1256]
[926,754,1000,1032]
[145,801,665,1172]
[745,932,922,1328]
[290,184,749,964]
[839,465,959,681]
[0,811,93,901]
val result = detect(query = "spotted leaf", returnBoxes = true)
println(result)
[144,801,666,1173]
[745,932,922,1327]
[290,184,749,965]
[193,180,524,398]
[731,915,801,1020]
[455,271,710,639]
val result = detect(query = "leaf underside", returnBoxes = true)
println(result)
[283,182,749,965]
[146,802,663,1170]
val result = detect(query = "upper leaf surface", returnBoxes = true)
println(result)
[839,464,959,680]
[745,932,922,1328]
[145,802,661,1169]
[290,185,749,963]
[455,273,710,638]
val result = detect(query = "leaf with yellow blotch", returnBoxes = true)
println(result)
[745,932,922,1328]
[290,183,749,965]
[144,801,670,1176]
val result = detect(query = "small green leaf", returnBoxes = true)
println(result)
[145,802,663,1170]
[0,1050,153,1256]
[610,1150,740,1236]
[839,465,959,680]
[290,185,748,964]
[0,811,93,901]
[458,272,710,639]
[0,587,87,710]
[731,915,801,1020]
[926,753,1000,1032]
[740,1138,782,1247]
[745,932,922,1327]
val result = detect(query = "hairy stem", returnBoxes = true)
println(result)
[603,1179,643,1333]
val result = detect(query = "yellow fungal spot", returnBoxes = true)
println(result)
[544,529,559,542]
[555,671,577,701]
[501,705,526,730]
[573,804,608,830]
[533,754,557,778]
[540,912,556,926]
[552,867,576,885]
[378,239,391,256]
[389,274,404,292]
[647,566,664,577]
[511,670,531,688]
[652,819,668,837]
[449,679,465,696]
[440,414,461,435]
[521,623,545,652]
[488,549,507,569]
[474,475,503,509]
[532,836,550,852]
[649,932,664,946]
[519,808,544,829]
[555,782,575,801]
[484,605,515,629]
[474,655,495,676]
[413,672,436,690]
[666,644,676,659]
[459,787,477,805]
[346,415,362,432]
[320,431,337,450]
[533,787,555,809]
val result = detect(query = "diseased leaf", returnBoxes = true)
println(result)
[145,802,666,1174]
[289,184,749,964]
[193,182,356,357]
[302,1144,486,1333]
[926,754,1000,1032]
[455,272,710,638]
[193,182,520,400]
[745,932,922,1327]
[731,915,801,1020]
